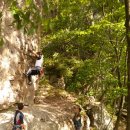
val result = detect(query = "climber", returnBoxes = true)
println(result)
[73,105,82,130]
[25,49,44,85]
[12,103,25,130]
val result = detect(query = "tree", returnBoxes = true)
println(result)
[125,0,130,129]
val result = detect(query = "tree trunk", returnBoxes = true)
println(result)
[114,96,124,130]
[110,32,124,130]
[124,0,130,129]
[113,65,123,130]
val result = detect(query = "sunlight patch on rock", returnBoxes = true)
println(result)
[0,81,16,105]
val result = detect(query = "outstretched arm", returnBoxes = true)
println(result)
[28,49,40,58]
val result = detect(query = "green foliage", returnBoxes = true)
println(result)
[75,95,89,106]
[10,0,42,34]
[107,87,127,101]
[45,53,82,78]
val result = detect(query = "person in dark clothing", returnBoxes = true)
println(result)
[12,103,25,130]
[86,108,95,128]
[73,105,82,130]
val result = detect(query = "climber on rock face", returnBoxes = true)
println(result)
[12,103,25,130]
[25,49,44,85]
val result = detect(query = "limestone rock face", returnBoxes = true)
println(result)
[85,96,114,130]
[0,2,38,109]
[93,104,113,130]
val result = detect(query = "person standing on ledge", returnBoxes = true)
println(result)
[73,105,82,130]
[12,103,25,130]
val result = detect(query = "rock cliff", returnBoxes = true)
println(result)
[0,1,38,109]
